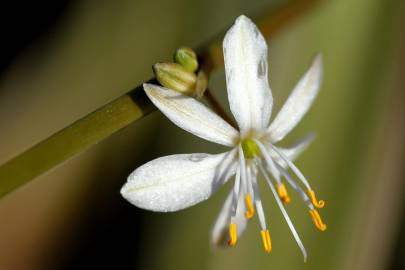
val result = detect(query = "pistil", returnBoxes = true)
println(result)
[241,138,260,159]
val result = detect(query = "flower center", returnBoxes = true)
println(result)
[241,138,260,159]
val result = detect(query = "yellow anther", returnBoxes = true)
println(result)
[309,209,327,231]
[307,189,325,208]
[228,223,237,246]
[244,194,255,219]
[277,183,291,204]
[260,230,272,253]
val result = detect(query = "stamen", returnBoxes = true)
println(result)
[254,140,281,183]
[276,163,317,210]
[270,145,312,190]
[250,167,267,230]
[244,194,255,219]
[255,141,292,203]
[246,164,255,199]
[309,209,327,231]
[230,146,247,219]
[228,223,237,246]
[307,189,325,208]
[277,183,291,204]
[238,146,248,201]
[230,167,241,216]
[260,230,272,253]
[257,160,307,261]
[241,162,250,195]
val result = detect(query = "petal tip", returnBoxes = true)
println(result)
[235,14,251,24]
[120,181,131,200]
[233,15,257,32]
[311,53,323,78]
[120,171,139,201]
[143,83,170,100]
[143,83,155,93]
[314,52,322,59]
[305,132,317,142]
[313,53,323,67]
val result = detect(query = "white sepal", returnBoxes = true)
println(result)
[223,15,273,135]
[268,54,323,142]
[144,83,239,147]
[211,190,248,247]
[121,150,237,212]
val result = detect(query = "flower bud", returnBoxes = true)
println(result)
[174,47,199,73]
[153,63,197,95]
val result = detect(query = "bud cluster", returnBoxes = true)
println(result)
[153,47,207,98]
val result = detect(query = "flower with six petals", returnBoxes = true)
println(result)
[121,15,325,260]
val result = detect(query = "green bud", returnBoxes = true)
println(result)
[174,47,199,73]
[153,63,197,95]
[241,138,260,159]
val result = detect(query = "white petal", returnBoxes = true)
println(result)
[211,190,248,247]
[270,133,315,168]
[223,15,273,135]
[268,54,323,142]
[121,150,237,212]
[144,83,239,147]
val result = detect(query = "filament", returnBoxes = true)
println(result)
[257,160,308,261]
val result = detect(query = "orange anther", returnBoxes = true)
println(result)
[245,194,255,219]
[309,209,327,231]
[307,189,325,208]
[260,230,272,253]
[277,183,291,204]
[228,223,237,246]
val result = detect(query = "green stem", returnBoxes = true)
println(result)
[0,85,154,198]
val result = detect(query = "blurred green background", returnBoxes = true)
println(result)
[0,0,404,269]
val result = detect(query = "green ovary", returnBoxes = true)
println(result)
[241,138,261,159]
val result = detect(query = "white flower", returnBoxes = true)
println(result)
[121,15,325,260]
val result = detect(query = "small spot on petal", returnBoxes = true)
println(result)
[189,153,209,162]
[257,58,266,78]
